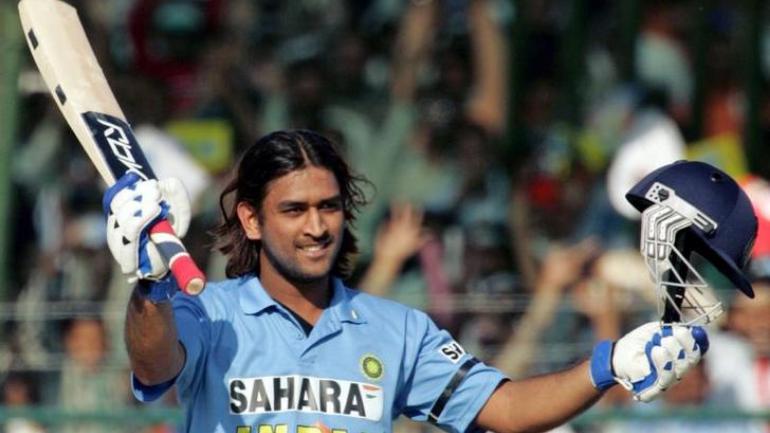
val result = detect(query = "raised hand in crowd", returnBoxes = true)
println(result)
[360,202,429,297]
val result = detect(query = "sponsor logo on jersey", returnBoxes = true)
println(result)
[229,375,383,421]
[438,341,466,364]
[360,354,383,381]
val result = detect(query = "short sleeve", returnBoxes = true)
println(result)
[400,311,507,433]
[131,293,211,402]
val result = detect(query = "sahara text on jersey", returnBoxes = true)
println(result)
[229,375,384,421]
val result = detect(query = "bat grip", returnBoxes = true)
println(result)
[148,219,206,295]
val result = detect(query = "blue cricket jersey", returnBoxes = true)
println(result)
[132,276,507,433]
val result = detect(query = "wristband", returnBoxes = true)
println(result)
[589,339,617,391]
[136,274,179,304]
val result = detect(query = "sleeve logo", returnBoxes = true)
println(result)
[438,341,466,364]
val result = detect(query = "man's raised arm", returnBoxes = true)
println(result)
[103,173,191,385]
[477,322,708,433]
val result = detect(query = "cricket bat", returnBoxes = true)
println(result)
[18,0,206,295]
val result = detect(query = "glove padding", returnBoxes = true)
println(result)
[103,172,191,282]
[590,321,708,402]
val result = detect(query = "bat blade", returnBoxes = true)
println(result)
[19,0,124,183]
[18,0,206,295]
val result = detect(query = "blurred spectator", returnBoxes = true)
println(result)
[455,223,519,362]
[494,238,601,378]
[605,98,686,221]
[703,32,743,138]
[359,202,429,298]
[706,278,770,433]
[10,105,113,369]
[635,0,693,125]
[128,0,225,114]
[58,317,130,433]
[327,32,386,115]
[1,373,46,433]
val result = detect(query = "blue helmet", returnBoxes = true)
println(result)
[626,160,757,299]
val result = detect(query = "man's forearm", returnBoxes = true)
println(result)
[477,361,603,433]
[125,288,185,385]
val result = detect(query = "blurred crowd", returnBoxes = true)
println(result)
[5,0,770,432]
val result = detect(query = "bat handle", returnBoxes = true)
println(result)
[148,219,206,295]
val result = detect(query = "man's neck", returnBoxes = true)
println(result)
[259,271,331,326]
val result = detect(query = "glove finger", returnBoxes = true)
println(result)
[103,172,141,214]
[106,215,121,250]
[111,176,158,204]
[673,326,701,368]
[613,322,661,384]
[659,332,687,380]
[649,345,676,390]
[672,326,697,355]
[117,200,162,278]
[135,179,162,203]
[108,185,142,215]
[106,214,136,274]
[633,343,672,403]
[116,200,162,240]
[631,339,674,403]
[120,240,139,276]
[636,386,662,403]
[691,326,709,355]
[110,179,161,218]
[158,178,191,237]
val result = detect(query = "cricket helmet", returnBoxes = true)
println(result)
[626,160,757,323]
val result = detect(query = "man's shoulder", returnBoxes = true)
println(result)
[173,276,246,317]
[198,277,245,299]
[345,286,407,310]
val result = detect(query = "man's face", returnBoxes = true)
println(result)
[244,166,345,285]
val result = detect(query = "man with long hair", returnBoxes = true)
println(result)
[104,130,720,433]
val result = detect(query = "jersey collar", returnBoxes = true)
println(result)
[239,276,277,315]
[328,278,366,325]
[239,276,366,325]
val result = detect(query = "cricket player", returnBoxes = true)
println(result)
[103,130,755,433]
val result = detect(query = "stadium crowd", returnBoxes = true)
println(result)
[4,0,770,432]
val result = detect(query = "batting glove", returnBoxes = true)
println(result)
[589,322,708,402]
[103,172,191,282]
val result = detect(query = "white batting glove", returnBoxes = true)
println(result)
[102,172,191,282]
[589,321,708,402]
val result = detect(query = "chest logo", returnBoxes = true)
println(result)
[228,375,383,421]
[360,354,384,381]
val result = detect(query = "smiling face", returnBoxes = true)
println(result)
[237,165,345,288]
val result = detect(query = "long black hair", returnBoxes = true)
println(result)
[214,130,369,278]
